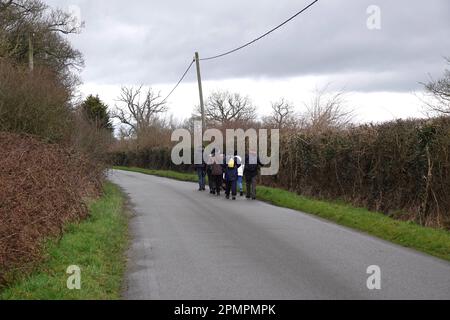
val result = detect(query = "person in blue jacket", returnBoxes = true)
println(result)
[223,154,241,200]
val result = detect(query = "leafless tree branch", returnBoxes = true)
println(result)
[303,85,354,131]
[263,98,298,130]
[198,90,257,126]
[113,86,168,137]
[420,57,450,115]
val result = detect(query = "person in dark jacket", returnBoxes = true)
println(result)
[244,151,262,200]
[194,147,206,191]
[223,154,241,200]
[206,149,216,194]
[211,152,224,196]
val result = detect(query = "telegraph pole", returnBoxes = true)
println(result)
[28,32,34,72]
[194,52,205,132]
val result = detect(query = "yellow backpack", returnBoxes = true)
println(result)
[228,158,235,168]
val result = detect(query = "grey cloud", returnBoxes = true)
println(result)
[47,0,449,92]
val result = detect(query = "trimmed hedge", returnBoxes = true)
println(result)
[270,117,450,228]
[110,147,191,172]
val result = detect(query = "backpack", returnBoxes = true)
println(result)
[244,155,259,176]
[228,158,235,168]
[212,163,223,175]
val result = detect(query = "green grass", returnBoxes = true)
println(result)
[0,182,128,300]
[114,165,198,182]
[114,166,450,262]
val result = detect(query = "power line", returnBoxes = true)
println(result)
[161,58,195,104]
[200,0,319,61]
[161,0,319,103]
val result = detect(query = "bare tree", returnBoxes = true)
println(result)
[421,57,450,115]
[0,0,84,73]
[198,90,257,126]
[114,86,168,138]
[0,0,44,16]
[263,98,297,129]
[303,86,354,131]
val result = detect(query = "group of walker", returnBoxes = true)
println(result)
[195,149,262,200]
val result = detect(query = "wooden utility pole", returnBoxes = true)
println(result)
[195,52,205,131]
[28,32,34,72]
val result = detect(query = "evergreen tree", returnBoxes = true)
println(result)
[81,95,113,131]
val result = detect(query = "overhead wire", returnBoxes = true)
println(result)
[160,0,319,102]
[199,0,319,61]
[160,58,195,104]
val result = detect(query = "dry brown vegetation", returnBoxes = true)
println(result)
[0,60,74,142]
[0,132,103,285]
[0,1,110,286]
[268,117,450,228]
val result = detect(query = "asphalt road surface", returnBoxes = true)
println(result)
[109,170,450,300]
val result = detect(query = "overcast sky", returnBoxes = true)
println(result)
[47,0,450,123]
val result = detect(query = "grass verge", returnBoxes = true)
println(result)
[114,166,450,262]
[114,165,198,182]
[0,182,128,300]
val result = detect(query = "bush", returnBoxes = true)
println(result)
[71,110,113,165]
[0,60,73,143]
[0,132,104,285]
[270,117,450,228]
[110,147,191,172]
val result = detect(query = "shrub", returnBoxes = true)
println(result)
[270,117,450,228]
[110,146,191,172]
[0,132,104,285]
[0,60,73,143]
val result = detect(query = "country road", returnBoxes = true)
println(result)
[109,170,450,300]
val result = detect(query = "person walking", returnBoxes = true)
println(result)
[211,152,224,196]
[234,151,244,197]
[244,150,262,200]
[206,149,215,194]
[194,147,206,191]
[224,154,241,200]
